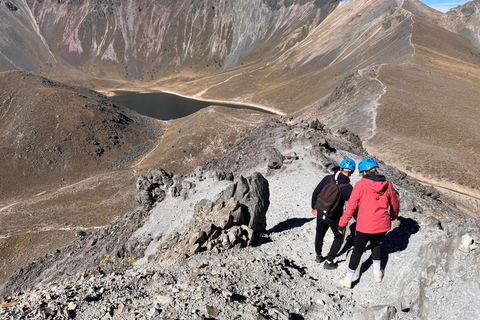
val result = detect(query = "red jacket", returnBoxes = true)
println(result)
[339,174,399,234]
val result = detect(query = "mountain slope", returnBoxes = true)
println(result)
[1,0,480,291]
[12,0,337,81]
[2,119,478,319]
[441,0,480,49]
[0,1,56,72]
[0,72,274,283]
[367,13,480,208]
[0,71,161,202]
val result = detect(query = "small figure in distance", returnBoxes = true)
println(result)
[338,158,399,289]
[311,158,355,270]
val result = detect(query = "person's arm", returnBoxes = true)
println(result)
[388,182,400,220]
[339,182,361,228]
[342,184,354,201]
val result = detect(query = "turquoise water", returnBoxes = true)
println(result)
[113,91,271,120]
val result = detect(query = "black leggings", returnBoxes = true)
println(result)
[315,215,344,262]
[348,231,386,271]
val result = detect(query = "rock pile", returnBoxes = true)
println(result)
[136,168,195,209]
[201,118,362,177]
[158,172,270,260]
[0,249,349,320]
[337,127,363,149]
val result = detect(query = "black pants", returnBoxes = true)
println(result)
[348,231,387,270]
[315,214,344,262]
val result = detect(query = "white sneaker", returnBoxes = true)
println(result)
[374,271,384,283]
[339,278,352,289]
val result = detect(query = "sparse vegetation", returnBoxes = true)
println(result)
[98,254,136,275]
[133,221,145,231]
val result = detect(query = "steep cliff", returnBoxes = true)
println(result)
[8,0,336,80]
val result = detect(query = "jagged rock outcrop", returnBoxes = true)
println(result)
[267,147,285,169]
[442,0,480,49]
[338,127,363,149]
[158,172,269,260]
[202,118,363,176]
[232,172,270,233]
[135,168,195,209]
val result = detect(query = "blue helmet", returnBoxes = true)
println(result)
[358,158,379,173]
[340,158,356,172]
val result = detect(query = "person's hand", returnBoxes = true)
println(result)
[311,209,317,216]
[338,225,345,234]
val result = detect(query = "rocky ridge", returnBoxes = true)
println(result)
[2,0,480,210]
[1,118,479,319]
[2,0,480,285]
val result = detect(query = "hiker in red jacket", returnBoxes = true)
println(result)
[337,158,399,289]
[311,158,355,270]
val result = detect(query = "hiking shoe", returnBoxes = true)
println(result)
[324,261,338,270]
[339,278,352,289]
[315,255,325,263]
[374,271,384,283]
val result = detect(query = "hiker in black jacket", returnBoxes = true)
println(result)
[311,158,355,270]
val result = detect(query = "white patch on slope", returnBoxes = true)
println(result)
[101,42,118,62]
[133,177,233,266]
[55,1,90,54]
[0,51,19,68]
[359,73,386,141]
[22,0,57,64]
[93,20,117,62]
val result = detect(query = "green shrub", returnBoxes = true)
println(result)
[99,254,136,274]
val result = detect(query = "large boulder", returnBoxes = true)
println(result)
[160,172,270,260]
[233,172,270,233]
[266,147,284,169]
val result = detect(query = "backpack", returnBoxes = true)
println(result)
[315,173,350,218]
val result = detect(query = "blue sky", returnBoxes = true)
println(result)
[419,1,469,12]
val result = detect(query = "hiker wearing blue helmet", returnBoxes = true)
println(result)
[358,157,378,173]
[311,158,355,270]
[340,158,356,172]
[338,157,400,288]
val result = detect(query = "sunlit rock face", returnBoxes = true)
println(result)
[441,0,480,49]
[0,0,337,78]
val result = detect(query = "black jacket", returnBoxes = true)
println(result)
[311,171,353,220]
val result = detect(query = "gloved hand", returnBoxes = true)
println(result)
[338,225,345,234]
[311,209,317,216]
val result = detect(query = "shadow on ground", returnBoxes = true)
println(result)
[354,217,420,282]
[267,217,315,234]
[255,217,314,246]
